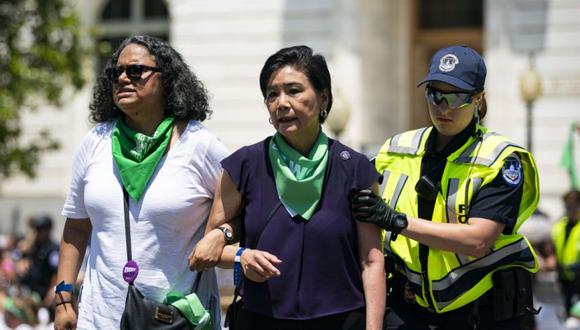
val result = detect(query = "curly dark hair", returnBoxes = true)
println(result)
[259,45,333,123]
[89,35,211,122]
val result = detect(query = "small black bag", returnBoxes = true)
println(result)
[121,285,193,329]
[223,291,243,330]
[119,188,208,330]
[223,202,281,329]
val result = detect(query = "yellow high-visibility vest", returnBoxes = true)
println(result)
[552,217,580,280]
[375,125,539,313]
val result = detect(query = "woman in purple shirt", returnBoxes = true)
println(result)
[190,45,385,330]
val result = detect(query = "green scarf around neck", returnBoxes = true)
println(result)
[268,130,329,220]
[112,116,175,201]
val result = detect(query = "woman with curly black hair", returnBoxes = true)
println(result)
[89,35,211,123]
[55,35,226,330]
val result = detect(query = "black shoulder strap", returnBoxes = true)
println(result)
[233,201,281,296]
[123,188,132,261]
[249,201,282,249]
[122,187,202,291]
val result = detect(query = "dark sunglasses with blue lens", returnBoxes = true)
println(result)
[106,64,161,83]
[425,86,474,109]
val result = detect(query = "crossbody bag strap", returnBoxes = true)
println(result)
[123,188,132,262]
[123,187,203,292]
[191,268,203,294]
[249,201,282,249]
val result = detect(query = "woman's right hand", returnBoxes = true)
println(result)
[188,229,227,271]
[54,301,77,330]
[240,249,282,282]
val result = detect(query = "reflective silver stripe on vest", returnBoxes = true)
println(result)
[384,231,393,252]
[470,177,483,198]
[437,298,454,310]
[405,268,423,287]
[446,179,460,224]
[430,239,535,292]
[384,173,407,248]
[388,128,427,155]
[379,170,391,197]
[454,137,481,164]
[473,142,519,166]
[382,170,392,252]
[433,240,536,310]
[389,174,408,208]
[468,177,484,237]
[454,132,497,164]
[455,253,471,266]
[387,171,423,289]
[446,178,485,266]
[455,133,518,167]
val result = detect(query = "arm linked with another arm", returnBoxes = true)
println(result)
[189,170,242,271]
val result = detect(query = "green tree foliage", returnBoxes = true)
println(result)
[0,0,85,179]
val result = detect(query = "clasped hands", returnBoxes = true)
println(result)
[188,228,281,282]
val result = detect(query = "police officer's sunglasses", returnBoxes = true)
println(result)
[106,64,161,83]
[425,87,473,109]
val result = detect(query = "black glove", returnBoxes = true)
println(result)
[351,189,408,240]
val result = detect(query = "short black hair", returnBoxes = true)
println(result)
[259,45,333,123]
[89,35,211,123]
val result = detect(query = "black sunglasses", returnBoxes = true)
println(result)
[106,64,161,83]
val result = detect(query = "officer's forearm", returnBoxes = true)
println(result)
[401,216,504,258]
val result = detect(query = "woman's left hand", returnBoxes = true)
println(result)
[188,229,226,271]
[240,249,282,282]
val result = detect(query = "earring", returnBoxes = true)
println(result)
[320,109,328,120]
[269,117,273,124]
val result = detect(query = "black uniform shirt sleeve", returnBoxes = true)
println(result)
[468,153,524,233]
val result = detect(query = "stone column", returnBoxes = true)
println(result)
[353,0,412,155]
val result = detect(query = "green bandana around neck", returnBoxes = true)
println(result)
[268,130,329,220]
[112,116,175,201]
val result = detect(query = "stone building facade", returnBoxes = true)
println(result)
[1,0,578,235]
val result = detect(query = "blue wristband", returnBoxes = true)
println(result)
[233,248,246,286]
[55,280,74,293]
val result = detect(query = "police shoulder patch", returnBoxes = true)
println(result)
[501,154,522,187]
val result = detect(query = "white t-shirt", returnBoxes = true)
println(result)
[62,120,228,330]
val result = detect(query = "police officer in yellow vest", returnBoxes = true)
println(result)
[552,190,580,315]
[351,45,540,329]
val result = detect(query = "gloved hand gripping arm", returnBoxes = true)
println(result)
[351,189,408,240]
